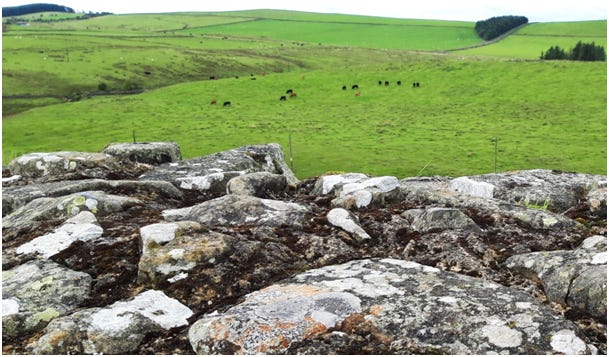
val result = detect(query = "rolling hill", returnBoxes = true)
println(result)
[2,10,606,178]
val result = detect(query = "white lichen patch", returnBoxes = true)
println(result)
[380,258,440,273]
[89,290,193,333]
[438,296,458,305]
[590,252,607,265]
[481,323,523,348]
[177,173,225,190]
[550,329,587,355]
[2,299,20,316]
[16,212,103,258]
[341,176,399,196]
[319,173,368,194]
[168,272,188,283]
[448,177,495,198]
[581,235,606,250]
[140,223,180,254]
[168,248,185,260]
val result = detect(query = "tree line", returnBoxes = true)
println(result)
[541,41,606,61]
[2,3,74,17]
[475,16,529,41]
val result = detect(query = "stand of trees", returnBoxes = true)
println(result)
[2,3,74,17]
[541,41,606,61]
[475,16,529,41]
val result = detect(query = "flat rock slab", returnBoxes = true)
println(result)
[2,179,182,217]
[31,290,193,355]
[2,191,142,230]
[452,169,607,212]
[2,260,92,337]
[312,173,402,208]
[7,152,125,180]
[505,235,607,320]
[102,141,182,164]
[140,144,298,193]
[189,258,594,355]
[162,194,310,228]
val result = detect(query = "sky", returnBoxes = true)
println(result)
[1,0,607,22]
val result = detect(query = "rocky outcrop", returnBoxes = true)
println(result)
[1,142,606,355]
[2,260,92,338]
[102,142,182,165]
[189,258,595,355]
[505,235,607,320]
[32,290,193,354]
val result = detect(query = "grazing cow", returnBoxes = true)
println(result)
[286,89,293,94]
[412,82,417,88]
[355,92,361,97]
[397,80,402,86]
[342,85,347,90]
[251,77,257,80]
[352,84,359,89]
[210,99,217,105]
[144,71,152,75]
[385,81,389,86]
[378,80,382,85]
[223,101,231,107]
[209,76,216,80]
[289,92,297,98]
[280,96,287,101]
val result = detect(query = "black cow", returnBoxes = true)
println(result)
[251,77,257,80]
[397,80,402,86]
[385,81,389,86]
[280,96,287,101]
[378,80,382,85]
[286,89,293,94]
[209,76,216,80]
[223,101,231,107]
[342,85,347,90]
[352,84,359,89]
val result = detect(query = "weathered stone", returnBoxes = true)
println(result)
[15,211,103,259]
[504,235,607,320]
[32,290,193,355]
[162,194,310,228]
[2,179,182,217]
[138,227,235,285]
[140,143,298,193]
[311,173,369,195]
[2,260,92,337]
[448,176,496,198]
[189,258,594,355]
[402,207,481,233]
[226,171,288,198]
[400,178,578,231]
[2,191,142,230]
[7,151,127,180]
[327,208,370,241]
[456,170,606,213]
[312,173,402,208]
[102,141,182,165]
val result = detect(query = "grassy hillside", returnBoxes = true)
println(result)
[2,11,606,178]
[457,20,607,58]
[3,56,605,178]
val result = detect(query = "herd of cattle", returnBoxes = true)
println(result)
[209,78,421,107]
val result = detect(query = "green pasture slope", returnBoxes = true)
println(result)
[2,11,606,179]
[456,20,607,58]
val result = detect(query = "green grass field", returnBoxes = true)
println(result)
[2,11,606,178]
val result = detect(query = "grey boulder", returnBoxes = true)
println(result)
[189,258,595,355]
[2,260,92,337]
